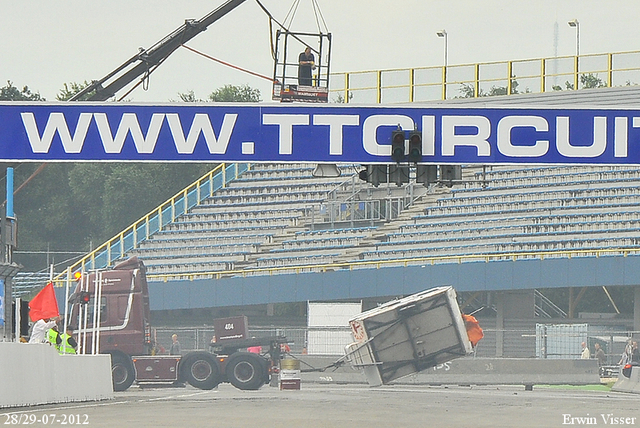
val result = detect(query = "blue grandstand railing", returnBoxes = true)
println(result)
[56,163,250,280]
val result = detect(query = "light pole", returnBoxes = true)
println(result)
[436,30,448,67]
[437,30,448,99]
[568,19,580,89]
[568,19,580,57]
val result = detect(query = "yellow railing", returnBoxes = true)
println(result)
[329,50,640,104]
[54,163,250,282]
[143,247,640,283]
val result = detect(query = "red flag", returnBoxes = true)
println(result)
[29,282,59,322]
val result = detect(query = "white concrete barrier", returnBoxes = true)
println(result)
[0,343,113,408]
[298,356,602,387]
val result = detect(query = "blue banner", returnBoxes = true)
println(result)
[2,103,640,164]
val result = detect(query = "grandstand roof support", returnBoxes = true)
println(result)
[602,286,621,314]
[459,291,482,313]
[568,287,588,319]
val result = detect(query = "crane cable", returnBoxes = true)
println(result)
[255,0,288,60]
[311,0,329,34]
[180,0,328,80]
[116,0,327,99]
[255,0,322,55]
[118,24,201,101]
[116,57,169,101]
[268,16,277,60]
[282,0,301,30]
[281,0,328,34]
[180,44,277,83]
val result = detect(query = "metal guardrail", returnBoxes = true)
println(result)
[54,163,250,281]
[535,289,568,319]
[329,50,640,103]
[307,198,413,228]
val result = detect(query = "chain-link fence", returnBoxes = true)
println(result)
[153,324,639,365]
[152,326,351,356]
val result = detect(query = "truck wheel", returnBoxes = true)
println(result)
[225,353,266,390]
[181,352,220,390]
[110,352,135,392]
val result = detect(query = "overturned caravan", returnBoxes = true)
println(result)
[346,286,478,386]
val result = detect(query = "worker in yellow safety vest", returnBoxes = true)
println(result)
[46,326,62,349]
[58,326,78,355]
[47,326,78,354]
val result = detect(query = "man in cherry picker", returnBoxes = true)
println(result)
[298,46,315,86]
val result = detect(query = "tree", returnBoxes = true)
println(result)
[552,73,607,91]
[56,81,95,101]
[208,84,260,102]
[10,162,217,271]
[458,76,520,98]
[0,81,43,101]
[177,90,202,103]
[178,84,261,103]
[69,163,217,241]
[580,73,607,89]
[10,163,82,269]
[333,92,353,103]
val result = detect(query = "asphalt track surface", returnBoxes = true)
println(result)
[3,383,639,428]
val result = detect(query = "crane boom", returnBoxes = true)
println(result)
[70,0,248,101]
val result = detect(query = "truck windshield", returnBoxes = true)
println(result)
[71,296,107,327]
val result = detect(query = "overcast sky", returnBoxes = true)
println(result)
[1,0,638,103]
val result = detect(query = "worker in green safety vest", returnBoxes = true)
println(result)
[47,326,78,354]
[58,326,78,355]
[46,326,62,349]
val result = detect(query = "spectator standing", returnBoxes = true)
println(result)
[632,341,640,363]
[619,340,633,365]
[594,343,606,366]
[208,334,217,353]
[580,341,590,359]
[169,334,181,355]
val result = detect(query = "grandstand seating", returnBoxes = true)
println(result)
[127,163,377,278]
[12,272,52,299]
[118,163,640,279]
[361,165,640,263]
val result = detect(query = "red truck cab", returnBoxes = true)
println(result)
[68,257,287,392]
